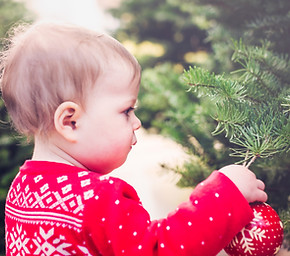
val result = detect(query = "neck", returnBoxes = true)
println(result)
[32,134,87,170]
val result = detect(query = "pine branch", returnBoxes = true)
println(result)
[231,40,290,99]
[281,95,290,114]
[211,100,250,138]
[184,66,247,102]
[183,64,289,164]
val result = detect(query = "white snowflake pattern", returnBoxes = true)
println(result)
[8,224,30,254]
[228,209,266,255]
[32,227,72,255]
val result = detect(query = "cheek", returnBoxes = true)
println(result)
[110,131,133,148]
[85,114,133,148]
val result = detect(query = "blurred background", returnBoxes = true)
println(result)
[0,0,289,255]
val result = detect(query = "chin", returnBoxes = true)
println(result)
[85,152,129,174]
[92,161,127,175]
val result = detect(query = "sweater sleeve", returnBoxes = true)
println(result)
[83,171,254,256]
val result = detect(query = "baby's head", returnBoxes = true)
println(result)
[0,22,141,138]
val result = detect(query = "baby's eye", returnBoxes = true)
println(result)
[124,107,135,116]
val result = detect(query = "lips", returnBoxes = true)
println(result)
[132,133,137,146]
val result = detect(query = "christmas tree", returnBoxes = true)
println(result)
[180,2,290,242]
[179,0,290,245]
[183,40,289,166]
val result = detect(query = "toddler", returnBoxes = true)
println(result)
[1,22,267,256]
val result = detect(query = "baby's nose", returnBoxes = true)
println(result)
[133,114,142,131]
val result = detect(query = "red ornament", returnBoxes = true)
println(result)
[224,202,284,256]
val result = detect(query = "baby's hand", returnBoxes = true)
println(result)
[219,165,268,203]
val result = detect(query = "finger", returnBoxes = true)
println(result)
[257,179,265,190]
[255,189,268,203]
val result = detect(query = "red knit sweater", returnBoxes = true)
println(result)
[5,161,253,255]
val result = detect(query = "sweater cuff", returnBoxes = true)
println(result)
[192,170,254,219]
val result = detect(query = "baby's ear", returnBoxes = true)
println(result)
[54,101,82,142]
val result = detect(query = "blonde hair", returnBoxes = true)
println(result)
[0,22,141,137]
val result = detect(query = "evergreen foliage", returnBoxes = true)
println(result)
[192,0,290,72]
[110,0,211,67]
[183,43,289,165]
[182,0,290,247]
